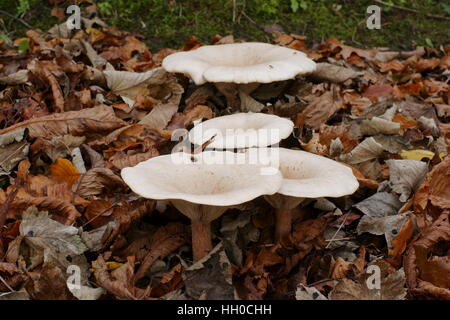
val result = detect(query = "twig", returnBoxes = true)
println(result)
[325,213,349,249]
[0,10,33,29]
[374,0,450,20]
[0,274,14,292]
[325,237,353,242]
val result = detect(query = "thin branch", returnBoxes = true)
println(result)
[0,274,15,292]
[0,10,33,29]
[374,0,450,20]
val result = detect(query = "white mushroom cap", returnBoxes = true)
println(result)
[189,113,294,149]
[255,148,359,198]
[162,42,316,85]
[120,151,282,207]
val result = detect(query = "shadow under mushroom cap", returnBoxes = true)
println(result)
[162,42,316,85]
[120,151,282,207]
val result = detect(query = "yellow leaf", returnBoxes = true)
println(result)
[86,27,105,43]
[106,261,123,271]
[50,158,80,186]
[400,149,434,161]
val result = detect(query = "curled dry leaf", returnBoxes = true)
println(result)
[134,223,188,281]
[386,160,428,202]
[357,213,412,249]
[0,69,29,85]
[330,260,407,300]
[309,63,363,83]
[0,105,126,140]
[0,141,29,176]
[104,68,183,107]
[92,255,151,300]
[28,60,65,113]
[414,156,450,217]
[1,160,83,225]
[330,246,366,279]
[354,192,402,218]
[301,86,345,130]
[138,103,178,131]
[358,117,400,136]
[76,167,128,198]
[340,137,384,164]
[109,149,159,170]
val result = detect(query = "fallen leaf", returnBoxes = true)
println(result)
[183,243,236,300]
[138,103,178,130]
[49,158,80,187]
[301,86,345,130]
[354,192,403,217]
[386,160,428,202]
[330,260,406,300]
[0,105,126,140]
[309,63,363,83]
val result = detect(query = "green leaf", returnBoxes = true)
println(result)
[290,0,299,13]
[425,38,434,48]
[17,0,30,15]
[0,34,11,44]
[18,39,30,52]
[299,0,307,10]
[441,3,450,16]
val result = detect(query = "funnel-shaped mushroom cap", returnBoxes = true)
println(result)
[189,113,294,149]
[120,151,282,206]
[257,148,359,198]
[162,42,316,85]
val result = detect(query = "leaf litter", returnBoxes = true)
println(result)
[0,7,449,300]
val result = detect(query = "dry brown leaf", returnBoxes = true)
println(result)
[301,87,345,130]
[310,63,363,83]
[0,105,126,140]
[414,156,450,217]
[77,167,127,198]
[92,255,151,300]
[109,149,159,170]
[50,158,80,187]
[138,103,178,131]
[330,260,406,300]
[405,213,450,299]
[28,60,65,113]
[134,223,188,281]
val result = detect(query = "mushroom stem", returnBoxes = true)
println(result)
[191,220,212,261]
[274,208,292,242]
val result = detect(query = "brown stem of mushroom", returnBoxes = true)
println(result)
[274,208,292,242]
[191,220,212,261]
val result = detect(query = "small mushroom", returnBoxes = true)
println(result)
[260,148,359,241]
[162,42,316,109]
[121,151,282,261]
[189,112,294,150]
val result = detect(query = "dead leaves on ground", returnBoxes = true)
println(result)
[0,9,449,300]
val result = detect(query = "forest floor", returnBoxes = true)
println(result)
[0,0,449,301]
[0,0,449,51]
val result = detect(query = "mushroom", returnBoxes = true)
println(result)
[258,148,359,241]
[121,151,282,261]
[162,42,316,110]
[189,112,294,150]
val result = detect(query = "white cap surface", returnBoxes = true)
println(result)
[189,113,294,149]
[120,151,282,207]
[162,42,316,85]
[255,148,359,198]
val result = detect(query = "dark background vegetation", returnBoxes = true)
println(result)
[1,0,450,50]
